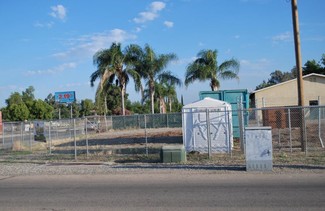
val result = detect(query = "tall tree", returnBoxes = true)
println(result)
[303,58,325,75]
[7,103,30,121]
[80,99,95,117]
[321,54,325,67]
[44,93,55,105]
[29,99,53,120]
[22,86,35,103]
[91,43,141,116]
[152,81,168,113]
[22,86,36,113]
[255,70,296,90]
[158,71,182,112]
[185,49,240,91]
[5,92,23,106]
[127,44,178,114]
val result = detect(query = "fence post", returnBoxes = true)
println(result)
[318,97,324,148]
[11,123,13,146]
[74,119,77,160]
[166,113,169,128]
[226,108,232,156]
[29,122,32,152]
[85,118,89,157]
[2,122,4,146]
[69,119,72,139]
[20,122,23,149]
[238,100,245,152]
[278,128,281,149]
[288,108,292,153]
[56,124,59,140]
[49,121,52,154]
[144,114,148,156]
[206,109,211,159]
[303,107,307,156]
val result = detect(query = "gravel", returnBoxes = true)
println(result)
[0,162,324,177]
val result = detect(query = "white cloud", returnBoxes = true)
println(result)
[52,29,137,59]
[198,42,205,47]
[60,82,90,88]
[134,12,157,23]
[150,1,166,12]
[50,5,67,21]
[26,62,77,76]
[173,57,197,65]
[240,0,270,3]
[34,21,54,28]
[240,58,272,74]
[272,31,291,42]
[164,21,174,28]
[133,1,166,24]
[225,49,231,54]
[135,27,142,33]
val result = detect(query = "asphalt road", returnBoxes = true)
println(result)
[0,171,324,211]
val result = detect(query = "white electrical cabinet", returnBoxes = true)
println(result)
[245,127,273,171]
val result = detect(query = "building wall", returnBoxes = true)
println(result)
[254,75,325,108]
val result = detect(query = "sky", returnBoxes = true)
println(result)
[0,0,324,108]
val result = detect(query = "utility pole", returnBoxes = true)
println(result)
[291,0,305,152]
[291,0,304,107]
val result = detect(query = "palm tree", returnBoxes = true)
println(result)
[90,43,141,116]
[165,82,178,113]
[152,81,168,113]
[128,44,179,114]
[142,79,180,114]
[185,49,240,91]
[158,71,181,112]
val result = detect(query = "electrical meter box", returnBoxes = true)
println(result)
[245,127,273,171]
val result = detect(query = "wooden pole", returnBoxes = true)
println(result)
[291,0,304,106]
[291,0,305,151]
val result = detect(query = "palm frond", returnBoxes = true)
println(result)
[219,71,240,81]
[218,58,240,74]
[90,70,101,87]
[158,71,182,87]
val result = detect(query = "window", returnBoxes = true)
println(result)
[309,100,318,106]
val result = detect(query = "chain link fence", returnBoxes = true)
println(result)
[241,106,325,151]
[0,107,324,165]
[0,113,183,162]
[238,105,325,165]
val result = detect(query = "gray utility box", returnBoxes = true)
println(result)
[161,145,186,163]
[245,127,273,171]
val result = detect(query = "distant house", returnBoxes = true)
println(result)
[250,73,325,108]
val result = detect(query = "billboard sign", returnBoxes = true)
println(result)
[55,91,76,103]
